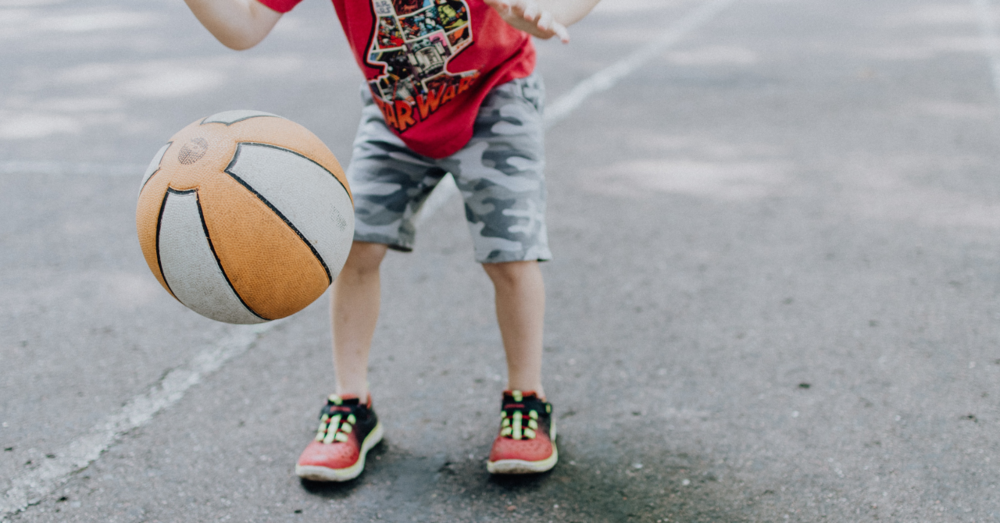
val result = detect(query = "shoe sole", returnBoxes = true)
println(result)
[295,422,384,482]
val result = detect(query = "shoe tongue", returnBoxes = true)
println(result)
[503,390,539,404]
[328,394,361,406]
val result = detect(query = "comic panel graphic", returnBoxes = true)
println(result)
[367,0,479,133]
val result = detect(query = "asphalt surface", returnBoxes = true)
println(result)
[2,0,1000,521]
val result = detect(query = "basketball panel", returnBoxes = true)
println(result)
[139,142,171,195]
[198,175,331,320]
[224,117,351,202]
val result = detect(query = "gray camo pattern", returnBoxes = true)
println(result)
[346,73,551,263]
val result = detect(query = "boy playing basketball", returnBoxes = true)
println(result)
[182,0,601,479]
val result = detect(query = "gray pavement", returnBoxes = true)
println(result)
[2,0,1000,521]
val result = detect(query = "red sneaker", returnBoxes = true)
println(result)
[295,394,383,481]
[487,390,558,474]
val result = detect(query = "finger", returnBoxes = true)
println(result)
[552,22,570,43]
[536,10,554,31]
[521,0,540,21]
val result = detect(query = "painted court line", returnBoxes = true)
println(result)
[417,0,738,221]
[0,322,278,519]
[0,0,736,517]
[972,0,1000,108]
[0,160,146,177]
[543,0,737,129]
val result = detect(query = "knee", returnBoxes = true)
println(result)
[482,260,540,289]
[341,241,387,278]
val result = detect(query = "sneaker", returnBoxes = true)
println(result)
[487,390,558,474]
[295,394,383,481]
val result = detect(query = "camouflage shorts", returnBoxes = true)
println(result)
[346,73,551,263]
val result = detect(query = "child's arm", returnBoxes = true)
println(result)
[183,0,283,50]
[484,0,602,43]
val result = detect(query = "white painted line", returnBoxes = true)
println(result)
[417,0,738,217]
[0,322,278,520]
[543,0,738,129]
[972,0,1000,107]
[0,160,146,177]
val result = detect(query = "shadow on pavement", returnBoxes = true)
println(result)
[297,432,753,521]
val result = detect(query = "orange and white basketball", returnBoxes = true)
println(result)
[136,110,354,324]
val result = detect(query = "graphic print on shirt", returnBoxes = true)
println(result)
[366,0,480,133]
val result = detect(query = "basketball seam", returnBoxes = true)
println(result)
[235,141,353,204]
[164,187,268,322]
[154,189,176,299]
[223,142,349,285]
[200,114,283,127]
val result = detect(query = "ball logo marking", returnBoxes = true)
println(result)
[178,137,209,164]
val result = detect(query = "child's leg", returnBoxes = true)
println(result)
[331,240,388,399]
[482,260,546,399]
[297,86,444,481]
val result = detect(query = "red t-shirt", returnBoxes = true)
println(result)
[258,0,536,158]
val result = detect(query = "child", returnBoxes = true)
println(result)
[182,0,601,479]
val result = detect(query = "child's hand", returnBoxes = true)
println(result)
[484,0,571,43]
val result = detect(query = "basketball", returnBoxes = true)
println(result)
[136,110,354,324]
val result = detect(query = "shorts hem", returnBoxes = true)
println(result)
[478,252,553,264]
[354,233,413,253]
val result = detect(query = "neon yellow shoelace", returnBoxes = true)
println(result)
[315,395,357,444]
